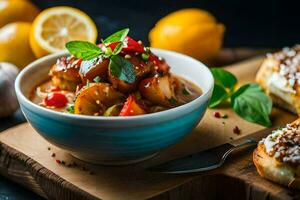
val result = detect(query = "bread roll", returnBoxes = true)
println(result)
[253,119,300,189]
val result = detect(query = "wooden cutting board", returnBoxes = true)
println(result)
[0,57,299,200]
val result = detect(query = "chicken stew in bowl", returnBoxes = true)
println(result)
[30,28,202,117]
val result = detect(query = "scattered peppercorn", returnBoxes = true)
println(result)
[47,147,51,150]
[214,112,221,118]
[230,137,234,140]
[233,126,241,135]
[50,155,94,174]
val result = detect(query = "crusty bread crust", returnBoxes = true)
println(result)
[253,119,300,189]
[253,144,300,189]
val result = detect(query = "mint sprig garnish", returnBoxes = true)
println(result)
[112,43,124,55]
[109,55,136,83]
[65,28,136,83]
[209,68,272,127]
[65,41,102,60]
[104,28,129,43]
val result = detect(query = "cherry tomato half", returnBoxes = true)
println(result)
[44,92,68,108]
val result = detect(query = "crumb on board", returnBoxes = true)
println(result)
[49,148,95,175]
[214,112,228,119]
[233,126,241,135]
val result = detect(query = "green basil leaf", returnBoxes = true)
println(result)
[211,68,237,90]
[104,28,129,43]
[65,41,102,60]
[112,43,124,55]
[209,84,229,108]
[231,83,272,127]
[66,104,74,114]
[109,55,136,83]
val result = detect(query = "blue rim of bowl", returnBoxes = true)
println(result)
[15,48,214,122]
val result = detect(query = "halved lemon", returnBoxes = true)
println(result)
[30,6,98,58]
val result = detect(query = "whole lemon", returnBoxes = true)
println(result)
[0,22,36,68]
[149,8,225,64]
[0,0,40,28]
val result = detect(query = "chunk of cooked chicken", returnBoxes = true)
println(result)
[139,75,177,107]
[74,83,125,116]
[79,56,109,84]
[49,56,82,91]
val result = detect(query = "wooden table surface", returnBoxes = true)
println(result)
[0,48,284,200]
[0,110,44,200]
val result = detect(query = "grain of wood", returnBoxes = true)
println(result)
[1,50,299,200]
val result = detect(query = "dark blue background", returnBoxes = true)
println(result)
[1,0,300,199]
[33,0,300,47]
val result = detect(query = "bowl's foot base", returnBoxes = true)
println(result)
[70,152,158,166]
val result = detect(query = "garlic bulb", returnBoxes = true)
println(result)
[0,62,19,117]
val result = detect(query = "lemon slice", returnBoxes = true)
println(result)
[30,6,98,58]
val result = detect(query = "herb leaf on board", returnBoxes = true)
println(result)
[211,68,237,90]
[209,84,228,108]
[209,67,272,127]
[231,84,272,127]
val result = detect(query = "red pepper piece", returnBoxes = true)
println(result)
[99,36,145,54]
[122,36,144,53]
[103,42,118,51]
[119,95,147,116]
[149,53,170,74]
[149,53,161,65]
[44,92,68,108]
